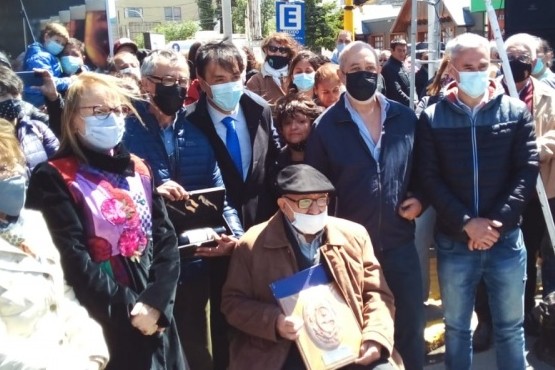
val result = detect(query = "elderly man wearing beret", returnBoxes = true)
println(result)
[221,164,402,370]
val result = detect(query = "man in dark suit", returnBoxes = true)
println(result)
[187,40,281,231]
[381,38,415,107]
[185,40,281,370]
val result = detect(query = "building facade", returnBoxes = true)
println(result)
[115,0,200,41]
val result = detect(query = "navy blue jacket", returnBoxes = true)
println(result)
[305,93,419,255]
[416,83,539,241]
[123,101,243,237]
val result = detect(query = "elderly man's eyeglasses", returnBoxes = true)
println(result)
[284,196,329,209]
[79,105,130,119]
[268,45,291,54]
[148,75,189,88]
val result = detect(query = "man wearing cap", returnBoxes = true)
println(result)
[113,37,138,56]
[222,164,401,370]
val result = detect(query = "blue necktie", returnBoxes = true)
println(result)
[221,116,243,178]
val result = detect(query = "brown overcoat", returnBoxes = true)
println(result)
[246,72,287,108]
[221,212,403,370]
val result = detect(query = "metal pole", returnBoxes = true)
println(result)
[22,17,27,49]
[427,0,438,78]
[222,0,232,40]
[20,0,36,43]
[484,0,555,253]
[409,0,417,109]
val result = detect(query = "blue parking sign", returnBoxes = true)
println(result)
[276,1,305,45]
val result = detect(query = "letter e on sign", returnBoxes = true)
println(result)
[280,4,301,31]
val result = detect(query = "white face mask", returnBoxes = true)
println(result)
[120,67,141,80]
[78,113,126,152]
[287,203,328,235]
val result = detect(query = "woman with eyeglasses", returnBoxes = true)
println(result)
[246,32,300,110]
[26,72,187,370]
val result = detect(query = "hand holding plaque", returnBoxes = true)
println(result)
[166,187,234,258]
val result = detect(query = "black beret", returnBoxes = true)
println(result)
[276,164,335,195]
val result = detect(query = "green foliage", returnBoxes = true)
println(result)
[232,0,247,34]
[304,0,343,51]
[134,35,145,49]
[151,21,199,42]
[197,0,216,30]
[261,0,276,37]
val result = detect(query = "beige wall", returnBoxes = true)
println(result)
[116,0,199,40]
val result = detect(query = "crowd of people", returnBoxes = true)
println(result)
[0,20,554,370]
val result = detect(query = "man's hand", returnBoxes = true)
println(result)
[32,68,58,102]
[195,233,238,257]
[398,197,422,221]
[156,180,188,201]
[354,340,382,365]
[276,314,304,341]
[464,218,502,251]
[130,302,161,336]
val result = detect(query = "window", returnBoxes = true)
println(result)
[372,35,384,50]
[441,27,454,43]
[164,7,182,21]
[125,7,143,19]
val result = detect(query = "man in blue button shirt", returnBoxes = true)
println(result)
[305,41,425,370]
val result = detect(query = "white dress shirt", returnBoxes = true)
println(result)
[207,101,252,181]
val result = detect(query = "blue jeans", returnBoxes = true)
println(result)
[436,229,526,370]
[380,242,425,370]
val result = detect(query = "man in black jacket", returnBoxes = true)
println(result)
[417,32,538,370]
[187,40,281,230]
[381,39,414,107]
[185,40,281,370]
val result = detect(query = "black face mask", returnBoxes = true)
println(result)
[502,59,532,83]
[288,140,306,152]
[266,55,289,70]
[0,99,22,121]
[345,71,378,102]
[152,84,186,116]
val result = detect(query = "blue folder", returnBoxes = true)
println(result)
[270,264,331,299]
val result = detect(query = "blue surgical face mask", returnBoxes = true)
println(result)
[532,58,545,76]
[293,72,315,92]
[0,174,26,217]
[456,69,489,99]
[60,55,82,75]
[336,43,346,54]
[45,39,64,56]
[210,80,244,112]
[78,113,126,152]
